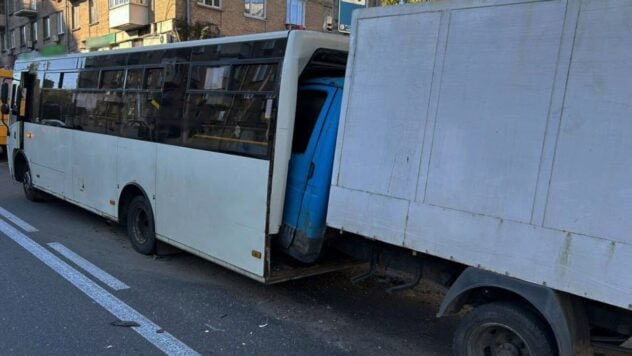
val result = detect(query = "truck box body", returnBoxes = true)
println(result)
[328,0,632,310]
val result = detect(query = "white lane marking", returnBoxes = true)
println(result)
[0,219,199,356]
[0,206,38,232]
[48,242,130,291]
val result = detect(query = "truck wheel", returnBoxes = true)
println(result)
[126,196,156,255]
[23,168,41,202]
[453,301,557,356]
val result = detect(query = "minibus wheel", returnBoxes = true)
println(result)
[23,167,42,202]
[126,196,156,255]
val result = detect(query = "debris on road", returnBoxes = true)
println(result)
[110,320,141,327]
[204,323,225,332]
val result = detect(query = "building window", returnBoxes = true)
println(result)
[198,0,221,8]
[89,0,98,24]
[57,12,65,34]
[110,0,147,8]
[43,16,51,39]
[72,4,80,30]
[245,0,265,19]
[20,25,26,47]
[0,32,5,51]
[31,22,38,43]
[286,0,305,26]
[110,0,128,7]
[9,30,15,49]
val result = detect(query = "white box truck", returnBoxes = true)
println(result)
[324,0,631,354]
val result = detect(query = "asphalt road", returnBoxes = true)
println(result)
[0,161,458,355]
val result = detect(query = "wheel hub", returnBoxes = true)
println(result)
[471,323,531,356]
[133,209,149,244]
[24,172,32,192]
[497,342,520,356]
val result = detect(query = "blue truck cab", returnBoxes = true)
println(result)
[279,77,344,263]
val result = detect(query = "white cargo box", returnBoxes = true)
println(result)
[328,0,632,310]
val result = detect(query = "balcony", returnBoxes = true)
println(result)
[109,0,149,31]
[14,0,37,17]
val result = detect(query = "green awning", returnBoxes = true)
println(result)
[85,33,117,49]
[40,44,68,57]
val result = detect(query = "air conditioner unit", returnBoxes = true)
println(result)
[323,15,334,32]
[160,33,172,44]
[52,34,60,43]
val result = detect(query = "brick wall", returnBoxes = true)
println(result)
[306,0,332,32]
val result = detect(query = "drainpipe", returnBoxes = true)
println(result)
[66,0,71,52]
[186,0,191,25]
[4,0,10,67]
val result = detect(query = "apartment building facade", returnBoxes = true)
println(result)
[0,0,334,67]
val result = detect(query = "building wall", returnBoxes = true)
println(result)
[1,0,335,68]
[185,0,332,37]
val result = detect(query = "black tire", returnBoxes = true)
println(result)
[453,301,557,356]
[22,166,41,202]
[126,196,156,255]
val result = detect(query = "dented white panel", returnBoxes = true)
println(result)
[328,186,409,246]
[425,1,565,222]
[336,12,440,199]
[544,0,632,244]
[155,144,269,277]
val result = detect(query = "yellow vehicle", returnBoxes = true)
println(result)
[0,68,11,158]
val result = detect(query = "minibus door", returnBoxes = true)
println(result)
[8,73,34,177]
[12,73,35,149]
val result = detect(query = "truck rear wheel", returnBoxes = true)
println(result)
[126,196,156,255]
[453,301,557,356]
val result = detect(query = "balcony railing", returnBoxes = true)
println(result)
[110,0,147,9]
[14,0,37,17]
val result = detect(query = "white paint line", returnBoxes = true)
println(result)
[0,206,38,232]
[48,242,130,291]
[0,219,199,356]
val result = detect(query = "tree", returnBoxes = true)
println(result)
[174,20,220,41]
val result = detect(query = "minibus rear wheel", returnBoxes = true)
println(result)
[126,196,156,255]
